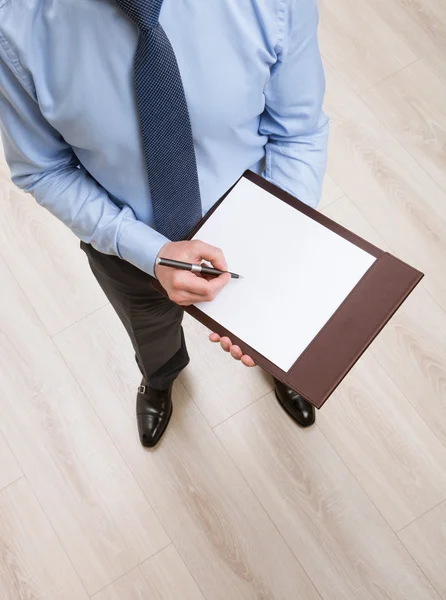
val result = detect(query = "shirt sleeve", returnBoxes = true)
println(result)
[0,49,169,277]
[259,0,329,208]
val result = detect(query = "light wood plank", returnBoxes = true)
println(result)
[215,396,439,600]
[362,59,446,193]
[0,478,88,599]
[54,306,321,600]
[318,354,446,531]
[0,261,169,595]
[93,545,205,600]
[367,0,446,81]
[318,172,344,210]
[318,0,417,94]
[0,158,12,190]
[0,141,10,184]
[324,64,446,310]
[370,289,446,448]
[323,197,446,447]
[399,501,446,599]
[321,194,389,249]
[1,3,445,596]
[0,432,22,491]
[0,177,107,336]
[180,314,272,426]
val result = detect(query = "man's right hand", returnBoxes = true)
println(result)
[154,240,231,306]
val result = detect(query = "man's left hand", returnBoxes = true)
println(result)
[209,333,256,367]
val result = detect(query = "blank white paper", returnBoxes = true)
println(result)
[193,177,376,372]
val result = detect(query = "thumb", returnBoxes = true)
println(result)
[192,240,228,271]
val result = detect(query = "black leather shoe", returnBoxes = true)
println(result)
[136,380,173,447]
[274,378,315,428]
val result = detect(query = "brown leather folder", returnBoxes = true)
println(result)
[153,170,424,409]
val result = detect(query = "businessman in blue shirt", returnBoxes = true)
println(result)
[0,0,329,447]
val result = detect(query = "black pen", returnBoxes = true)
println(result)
[156,257,242,279]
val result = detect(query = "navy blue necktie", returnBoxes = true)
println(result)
[114,0,202,241]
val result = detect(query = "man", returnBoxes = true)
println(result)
[0,0,328,447]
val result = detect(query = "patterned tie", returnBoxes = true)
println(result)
[114,0,202,241]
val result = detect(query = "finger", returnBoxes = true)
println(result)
[220,336,232,352]
[172,271,210,297]
[230,345,243,360]
[192,240,228,271]
[199,273,214,281]
[209,333,220,342]
[175,271,230,302]
[170,289,209,306]
[203,272,231,300]
[241,355,256,367]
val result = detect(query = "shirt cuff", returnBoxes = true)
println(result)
[262,171,320,209]
[117,219,170,278]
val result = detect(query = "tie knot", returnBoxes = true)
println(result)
[114,0,164,30]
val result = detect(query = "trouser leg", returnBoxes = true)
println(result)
[80,242,189,389]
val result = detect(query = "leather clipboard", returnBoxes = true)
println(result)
[153,170,424,409]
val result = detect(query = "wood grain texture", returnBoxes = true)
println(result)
[54,305,321,600]
[318,354,446,531]
[0,145,11,185]
[215,396,439,600]
[366,0,446,81]
[0,261,169,595]
[180,314,272,427]
[1,0,446,597]
[318,0,417,93]
[321,195,389,250]
[323,197,446,448]
[370,289,446,448]
[362,59,446,194]
[0,433,22,492]
[0,478,88,600]
[93,545,206,600]
[318,173,344,210]
[324,64,446,311]
[0,178,107,336]
[399,501,446,599]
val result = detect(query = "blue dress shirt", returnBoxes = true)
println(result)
[0,0,328,277]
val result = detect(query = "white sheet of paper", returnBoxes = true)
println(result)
[193,177,376,372]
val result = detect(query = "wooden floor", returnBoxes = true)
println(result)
[1,1,446,598]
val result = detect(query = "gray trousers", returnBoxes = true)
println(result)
[81,242,190,390]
